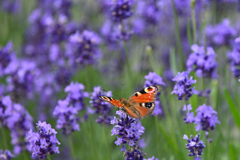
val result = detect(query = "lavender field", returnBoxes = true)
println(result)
[0,0,240,160]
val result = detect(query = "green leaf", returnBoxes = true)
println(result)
[225,89,240,129]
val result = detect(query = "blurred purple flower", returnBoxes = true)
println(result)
[64,82,89,110]
[205,19,237,47]
[228,36,240,78]
[0,42,16,77]
[195,104,220,141]
[6,59,38,100]
[1,96,34,155]
[55,67,72,87]
[171,71,198,100]
[183,104,195,123]
[187,44,218,79]
[109,0,134,22]
[67,30,102,65]
[144,72,166,87]
[1,0,20,13]
[183,134,205,159]
[0,150,14,160]
[53,98,80,135]
[27,121,60,159]
[111,111,145,147]
[90,86,113,125]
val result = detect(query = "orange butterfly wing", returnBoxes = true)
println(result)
[99,96,123,108]
[127,85,161,119]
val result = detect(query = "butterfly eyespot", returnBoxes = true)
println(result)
[145,103,152,108]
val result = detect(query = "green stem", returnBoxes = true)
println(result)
[121,21,133,92]
[171,0,184,71]
[69,135,76,160]
[47,156,51,160]
[0,122,8,149]
[23,150,29,160]
[154,116,161,159]
[103,125,112,160]
[90,117,98,159]
[146,45,161,75]
[191,0,197,44]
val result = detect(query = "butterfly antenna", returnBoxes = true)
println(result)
[101,87,120,99]
[121,83,124,98]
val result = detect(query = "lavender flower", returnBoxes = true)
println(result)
[1,0,20,13]
[0,150,14,160]
[183,104,195,123]
[90,86,112,125]
[122,146,145,160]
[64,82,89,110]
[53,98,80,135]
[171,71,198,100]
[1,96,34,154]
[5,103,33,154]
[0,42,16,77]
[183,134,205,159]
[187,44,218,79]
[228,37,240,77]
[144,72,165,115]
[205,19,237,47]
[195,104,220,141]
[110,0,134,22]
[27,121,60,159]
[111,111,145,147]
[6,59,37,101]
[67,30,102,65]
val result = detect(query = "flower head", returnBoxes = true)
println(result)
[228,36,240,78]
[53,98,80,135]
[27,121,60,159]
[64,82,89,110]
[90,86,113,125]
[183,104,195,123]
[0,150,14,160]
[195,104,220,141]
[183,134,205,159]
[187,44,218,79]
[205,19,237,47]
[67,30,101,66]
[171,71,198,100]
[110,0,134,22]
[111,111,145,147]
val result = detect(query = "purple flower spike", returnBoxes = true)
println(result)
[90,86,113,125]
[205,19,237,47]
[111,111,145,147]
[228,36,240,78]
[187,44,218,79]
[53,98,80,135]
[0,150,14,160]
[27,121,60,159]
[110,0,134,22]
[195,104,220,141]
[68,30,102,66]
[0,41,16,77]
[171,71,198,100]
[64,82,89,110]
[183,104,195,123]
[183,134,205,159]
[0,96,34,155]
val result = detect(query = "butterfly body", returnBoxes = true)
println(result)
[100,85,161,119]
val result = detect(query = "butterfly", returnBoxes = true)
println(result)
[99,85,161,119]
